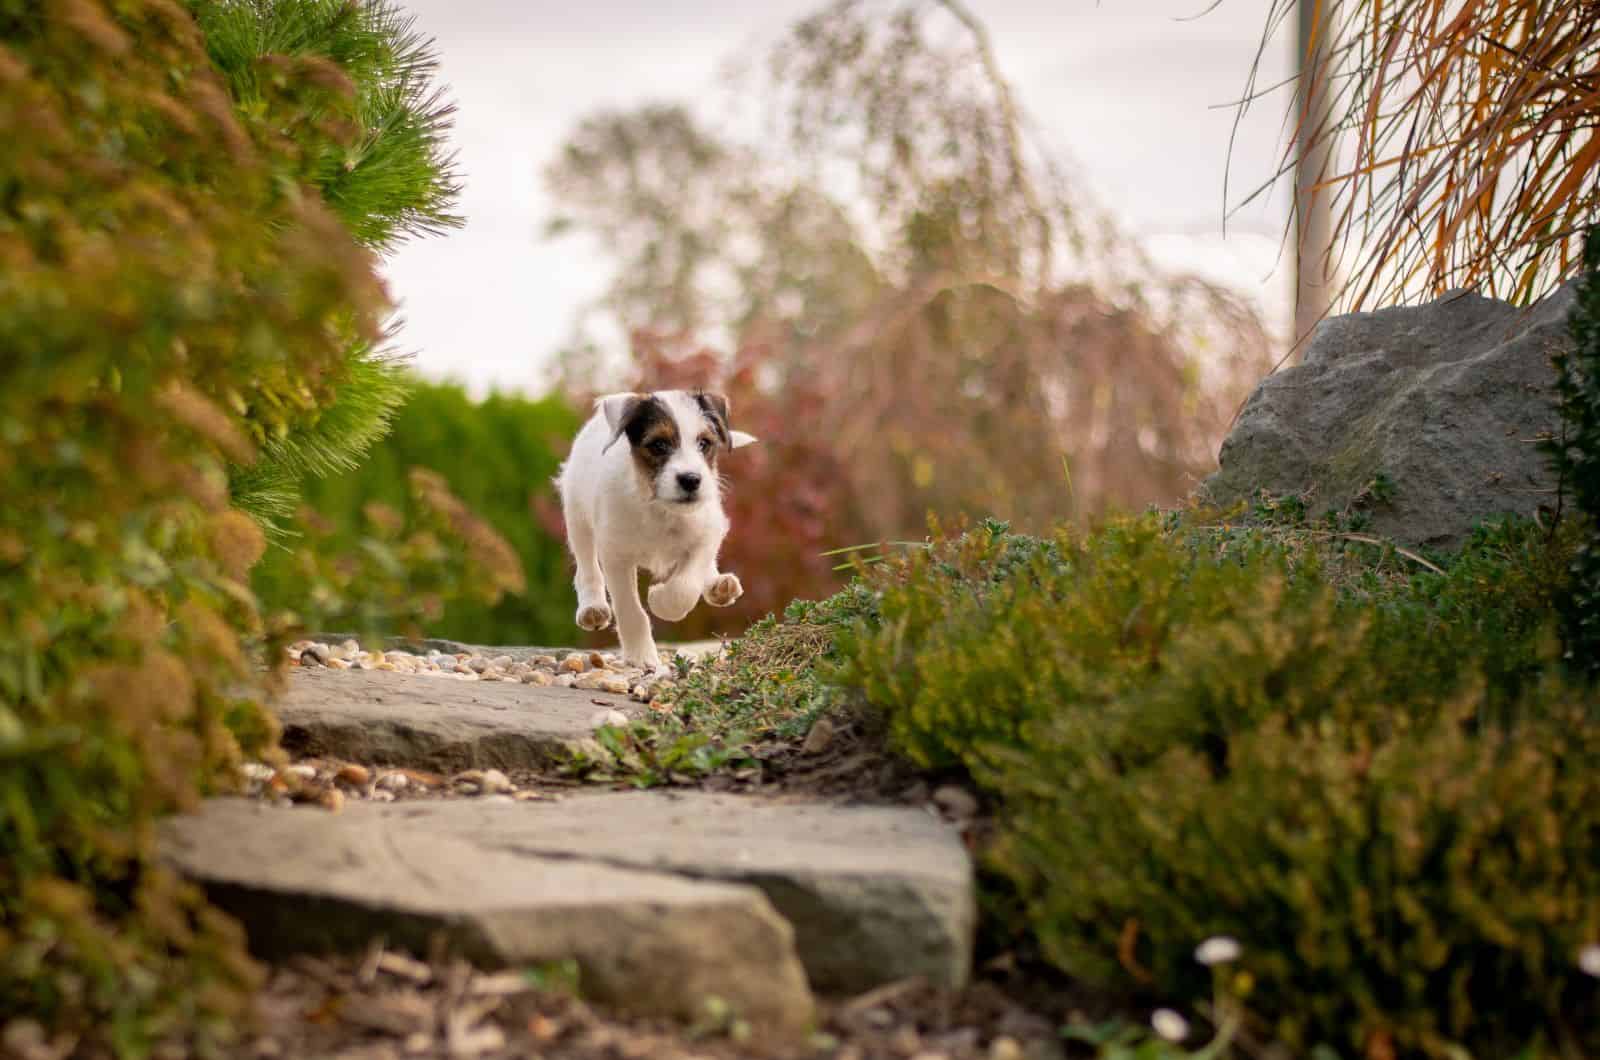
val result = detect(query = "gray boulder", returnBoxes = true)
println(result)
[1201,284,1574,550]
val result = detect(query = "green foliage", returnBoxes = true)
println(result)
[0,0,402,1048]
[274,467,525,642]
[193,0,461,252]
[254,380,581,644]
[230,340,413,536]
[193,0,462,533]
[1543,227,1600,674]
[834,515,1598,1057]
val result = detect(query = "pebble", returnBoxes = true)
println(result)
[574,672,630,694]
[560,654,588,674]
[370,789,395,803]
[589,708,629,730]
[286,763,318,780]
[554,673,577,688]
[317,788,345,812]
[335,763,371,787]
[327,657,351,670]
[521,670,553,687]
[239,762,275,782]
[301,643,330,666]
[986,1037,1024,1060]
[588,651,607,669]
[532,655,558,668]
[491,655,513,670]
[468,655,490,673]
[376,771,409,791]
[454,768,513,795]
[802,717,835,755]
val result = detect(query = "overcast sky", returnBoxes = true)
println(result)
[380,1,1297,394]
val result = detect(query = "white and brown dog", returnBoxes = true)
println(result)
[557,390,756,669]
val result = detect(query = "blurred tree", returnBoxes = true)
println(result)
[1247,0,1600,309]
[546,0,1273,550]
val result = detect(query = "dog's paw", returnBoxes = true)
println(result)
[576,603,613,631]
[622,648,663,670]
[647,581,698,622]
[704,573,743,608]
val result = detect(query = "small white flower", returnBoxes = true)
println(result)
[1195,935,1243,966]
[1150,1008,1190,1043]
[1580,944,1600,978]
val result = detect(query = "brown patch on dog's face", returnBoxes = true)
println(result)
[622,396,679,486]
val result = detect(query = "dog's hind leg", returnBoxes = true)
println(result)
[603,552,661,669]
[567,510,612,632]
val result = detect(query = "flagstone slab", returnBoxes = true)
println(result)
[406,790,977,993]
[162,789,974,1021]
[162,798,813,1031]
[275,667,628,771]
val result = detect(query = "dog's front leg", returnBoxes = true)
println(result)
[647,545,716,622]
[648,545,743,620]
[602,553,660,670]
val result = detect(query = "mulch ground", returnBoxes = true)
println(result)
[243,946,1078,1060]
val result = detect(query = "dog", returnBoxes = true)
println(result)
[556,390,757,669]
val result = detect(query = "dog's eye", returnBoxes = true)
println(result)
[648,439,672,456]
[698,438,713,454]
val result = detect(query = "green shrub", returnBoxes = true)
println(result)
[190,0,463,534]
[253,380,581,644]
[1544,227,1600,674]
[0,0,448,1049]
[274,467,526,641]
[834,515,1598,1057]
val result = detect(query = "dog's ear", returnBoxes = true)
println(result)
[598,392,646,454]
[693,391,733,447]
[729,430,758,449]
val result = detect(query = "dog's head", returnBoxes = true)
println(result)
[598,390,757,505]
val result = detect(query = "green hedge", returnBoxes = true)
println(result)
[254,379,581,644]
[0,0,435,1048]
[833,515,1599,1057]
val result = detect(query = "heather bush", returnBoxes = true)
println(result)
[833,516,1598,1057]
[0,0,452,1048]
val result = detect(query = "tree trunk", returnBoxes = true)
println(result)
[1294,0,1336,353]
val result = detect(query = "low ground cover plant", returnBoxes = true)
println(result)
[835,513,1596,1057]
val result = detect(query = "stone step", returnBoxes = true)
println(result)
[160,791,974,1029]
[275,667,627,771]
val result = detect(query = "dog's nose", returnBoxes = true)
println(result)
[676,471,702,494]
